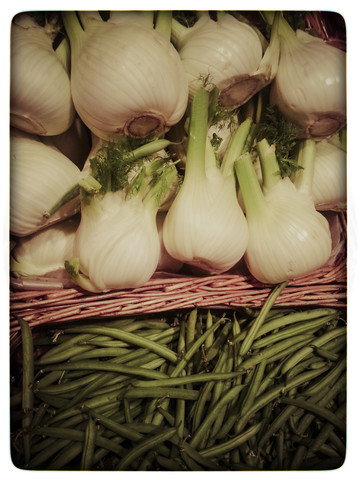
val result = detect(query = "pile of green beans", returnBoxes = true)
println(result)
[10,303,346,471]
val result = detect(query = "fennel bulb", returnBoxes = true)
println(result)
[157,211,183,273]
[270,15,346,139]
[235,139,332,284]
[11,216,79,278]
[62,11,188,141]
[171,12,279,108]
[66,139,178,292]
[293,138,346,211]
[10,132,81,237]
[10,13,75,136]
[311,140,347,211]
[163,87,249,274]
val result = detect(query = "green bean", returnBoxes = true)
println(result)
[239,282,287,356]
[251,316,333,350]
[155,454,185,470]
[80,415,96,470]
[170,315,226,378]
[294,375,346,435]
[63,325,178,363]
[37,372,103,395]
[256,361,285,397]
[190,384,244,449]
[185,308,198,372]
[34,426,127,457]
[191,346,229,432]
[41,360,169,380]
[30,402,49,429]
[279,397,345,433]
[48,441,84,470]
[233,366,329,435]
[239,334,315,371]
[204,310,214,351]
[240,360,267,415]
[310,344,340,361]
[200,422,262,458]
[123,386,200,401]
[35,333,98,364]
[308,403,346,455]
[205,319,233,362]
[33,370,65,391]
[264,337,318,365]
[27,438,72,469]
[328,429,346,457]
[281,327,346,374]
[258,404,298,449]
[35,391,69,408]
[18,317,34,464]
[115,426,178,470]
[181,450,204,470]
[301,357,346,397]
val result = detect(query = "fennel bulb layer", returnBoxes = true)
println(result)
[10,14,75,136]
[236,153,332,285]
[72,192,161,291]
[10,134,81,237]
[163,170,249,274]
[311,140,347,210]
[64,13,189,140]
[270,25,346,139]
[11,217,79,277]
[172,13,277,108]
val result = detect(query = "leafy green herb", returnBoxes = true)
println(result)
[255,105,301,177]
[89,137,149,194]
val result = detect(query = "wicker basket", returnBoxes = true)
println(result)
[10,212,347,336]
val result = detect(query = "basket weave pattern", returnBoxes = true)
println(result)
[10,257,346,334]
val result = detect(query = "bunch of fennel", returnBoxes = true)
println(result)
[62,11,189,140]
[163,87,249,274]
[235,138,333,284]
[171,11,280,108]
[65,138,179,292]
[10,13,75,136]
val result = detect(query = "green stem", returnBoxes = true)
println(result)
[54,37,71,71]
[293,139,316,195]
[221,117,253,178]
[277,13,298,46]
[61,11,86,62]
[170,18,189,46]
[155,11,173,40]
[143,165,177,215]
[185,87,209,181]
[64,258,102,293]
[235,153,267,219]
[256,138,281,190]
[44,184,80,217]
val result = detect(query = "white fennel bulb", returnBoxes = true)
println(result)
[10,13,75,136]
[171,12,279,108]
[235,139,332,284]
[10,216,79,277]
[72,192,161,291]
[311,140,346,211]
[270,15,346,139]
[65,139,178,292]
[10,133,81,237]
[163,87,249,274]
[62,11,188,140]
[157,212,184,273]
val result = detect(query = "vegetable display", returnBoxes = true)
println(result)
[9,10,347,291]
[10,303,346,470]
[9,10,347,472]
